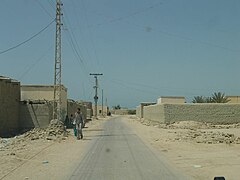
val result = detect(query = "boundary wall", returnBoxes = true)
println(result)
[67,100,87,121]
[143,103,240,124]
[136,102,156,119]
[19,101,53,129]
[0,77,20,137]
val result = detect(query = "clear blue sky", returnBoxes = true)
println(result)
[1,0,240,108]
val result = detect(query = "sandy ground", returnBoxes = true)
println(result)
[124,115,240,180]
[1,115,240,180]
[0,118,105,180]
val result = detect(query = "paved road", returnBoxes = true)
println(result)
[70,116,190,180]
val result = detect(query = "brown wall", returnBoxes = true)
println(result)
[0,77,20,137]
[67,100,87,121]
[19,101,53,130]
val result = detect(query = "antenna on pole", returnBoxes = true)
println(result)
[53,0,63,120]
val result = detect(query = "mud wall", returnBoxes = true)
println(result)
[19,102,53,129]
[143,103,240,124]
[143,104,165,123]
[0,77,20,137]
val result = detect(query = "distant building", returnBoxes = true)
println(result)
[226,96,240,103]
[111,108,129,115]
[157,96,185,104]
[21,84,68,119]
[92,104,109,116]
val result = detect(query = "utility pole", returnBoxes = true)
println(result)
[102,89,104,117]
[90,73,103,119]
[53,0,63,120]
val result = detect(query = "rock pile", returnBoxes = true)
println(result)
[19,119,67,141]
[0,119,68,151]
[175,130,240,144]
[139,119,240,145]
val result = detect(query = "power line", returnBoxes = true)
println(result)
[127,22,240,53]
[62,16,85,64]
[107,78,211,97]
[88,1,163,28]
[70,0,94,67]
[34,0,54,18]
[62,7,90,75]
[18,45,53,80]
[80,0,102,71]
[47,0,55,10]
[63,20,89,74]
[83,1,240,53]
[0,19,55,55]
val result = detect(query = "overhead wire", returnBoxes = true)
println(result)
[88,1,163,28]
[126,21,240,53]
[34,0,54,18]
[0,18,55,56]
[18,45,54,80]
[85,1,240,53]
[107,77,212,97]
[62,18,89,76]
[68,0,94,67]
[62,6,94,103]
[80,0,102,70]
[62,7,86,64]
[47,0,55,10]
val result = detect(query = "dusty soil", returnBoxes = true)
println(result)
[124,115,240,180]
[0,118,105,180]
[1,116,240,180]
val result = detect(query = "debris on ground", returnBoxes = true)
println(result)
[138,118,240,144]
[0,119,69,151]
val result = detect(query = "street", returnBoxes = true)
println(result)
[70,116,190,180]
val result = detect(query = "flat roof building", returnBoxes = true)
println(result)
[21,84,68,119]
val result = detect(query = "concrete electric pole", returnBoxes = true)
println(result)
[53,0,63,120]
[90,73,103,119]
[102,89,104,117]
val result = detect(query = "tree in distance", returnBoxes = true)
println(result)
[113,105,121,109]
[192,92,229,103]
[192,96,205,103]
[211,92,230,103]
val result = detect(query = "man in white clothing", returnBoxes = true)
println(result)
[75,108,84,140]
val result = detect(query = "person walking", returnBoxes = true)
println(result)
[70,114,77,136]
[75,108,84,140]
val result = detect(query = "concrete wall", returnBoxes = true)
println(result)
[0,76,20,137]
[143,103,240,124]
[67,100,87,121]
[226,96,240,103]
[143,104,165,123]
[136,105,141,118]
[21,85,67,119]
[92,105,108,116]
[164,103,240,124]
[136,102,156,119]
[77,100,93,119]
[157,96,185,104]
[112,109,129,115]
[19,101,53,129]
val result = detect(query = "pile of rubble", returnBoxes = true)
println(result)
[139,119,240,144]
[174,130,240,144]
[0,119,68,151]
[20,119,67,141]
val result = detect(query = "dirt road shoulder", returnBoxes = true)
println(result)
[124,115,240,180]
[0,118,107,180]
